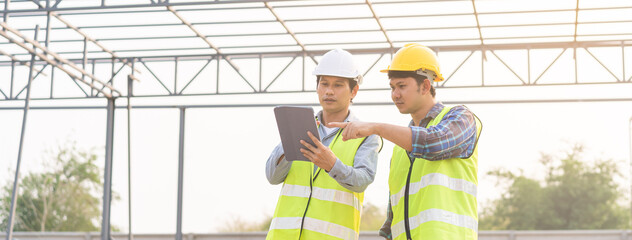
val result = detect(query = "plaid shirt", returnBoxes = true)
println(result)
[379,102,478,239]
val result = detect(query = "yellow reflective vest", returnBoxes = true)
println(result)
[267,130,366,240]
[389,106,482,240]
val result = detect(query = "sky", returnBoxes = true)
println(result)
[1,0,632,234]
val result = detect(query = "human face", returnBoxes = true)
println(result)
[389,77,425,114]
[317,76,357,114]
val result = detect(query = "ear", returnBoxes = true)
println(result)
[422,78,432,95]
[351,84,359,99]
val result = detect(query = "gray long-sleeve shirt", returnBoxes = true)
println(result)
[265,110,382,193]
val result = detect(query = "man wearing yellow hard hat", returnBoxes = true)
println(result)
[265,49,382,240]
[329,43,482,240]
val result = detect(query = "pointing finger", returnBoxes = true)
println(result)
[328,122,348,128]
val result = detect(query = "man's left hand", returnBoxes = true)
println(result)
[300,131,337,171]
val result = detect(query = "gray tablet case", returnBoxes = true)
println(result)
[274,106,320,161]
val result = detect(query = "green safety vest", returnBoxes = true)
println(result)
[267,130,366,240]
[389,106,482,240]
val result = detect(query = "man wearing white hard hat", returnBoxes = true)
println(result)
[265,49,382,240]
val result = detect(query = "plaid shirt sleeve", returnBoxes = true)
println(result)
[410,106,477,160]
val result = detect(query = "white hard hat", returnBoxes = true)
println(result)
[312,49,363,85]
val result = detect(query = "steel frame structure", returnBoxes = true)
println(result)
[1,1,632,240]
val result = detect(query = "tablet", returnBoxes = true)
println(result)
[274,106,320,161]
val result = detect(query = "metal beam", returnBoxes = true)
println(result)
[139,59,173,95]
[471,0,484,45]
[366,0,393,49]
[573,0,579,42]
[166,6,256,92]
[3,95,632,112]
[442,51,475,87]
[179,58,213,94]
[264,2,318,64]
[584,47,622,82]
[0,21,120,98]
[489,50,526,85]
[2,3,631,17]
[264,56,297,92]
[533,48,568,84]
[11,16,632,33]
[0,49,48,78]
[4,33,632,60]
[1,39,631,67]
[0,0,300,14]
[29,0,140,74]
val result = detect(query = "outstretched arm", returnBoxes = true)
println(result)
[328,122,413,152]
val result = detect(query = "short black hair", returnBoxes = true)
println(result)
[387,71,436,97]
[316,76,357,92]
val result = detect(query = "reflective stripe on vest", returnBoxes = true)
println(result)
[281,184,362,211]
[391,208,478,239]
[270,217,358,240]
[390,172,478,207]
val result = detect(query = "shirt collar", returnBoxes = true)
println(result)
[316,109,356,126]
[409,102,445,127]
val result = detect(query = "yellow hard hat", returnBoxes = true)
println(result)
[380,43,444,82]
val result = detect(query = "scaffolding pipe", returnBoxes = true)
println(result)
[5,25,38,240]
[101,98,116,240]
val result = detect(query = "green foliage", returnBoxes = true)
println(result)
[480,144,630,230]
[360,202,387,230]
[0,142,115,232]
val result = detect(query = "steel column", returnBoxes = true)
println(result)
[83,37,89,89]
[259,54,262,92]
[481,50,485,86]
[50,63,54,98]
[127,60,135,240]
[101,97,116,240]
[527,49,531,84]
[629,116,632,228]
[574,48,578,84]
[10,60,14,98]
[622,43,626,82]
[174,57,178,94]
[5,25,38,240]
[45,0,50,48]
[302,52,305,92]
[3,0,9,23]
[216,55,220,94]
[176,107,186,240]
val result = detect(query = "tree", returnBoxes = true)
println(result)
[480,144,630,230]
[0,142,116,231]
[360,202,387,230]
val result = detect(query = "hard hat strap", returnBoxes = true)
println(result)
[415,69,437,81]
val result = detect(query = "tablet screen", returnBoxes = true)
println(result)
[274,106,320,161]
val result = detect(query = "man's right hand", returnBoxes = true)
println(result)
[328,121,378,141]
